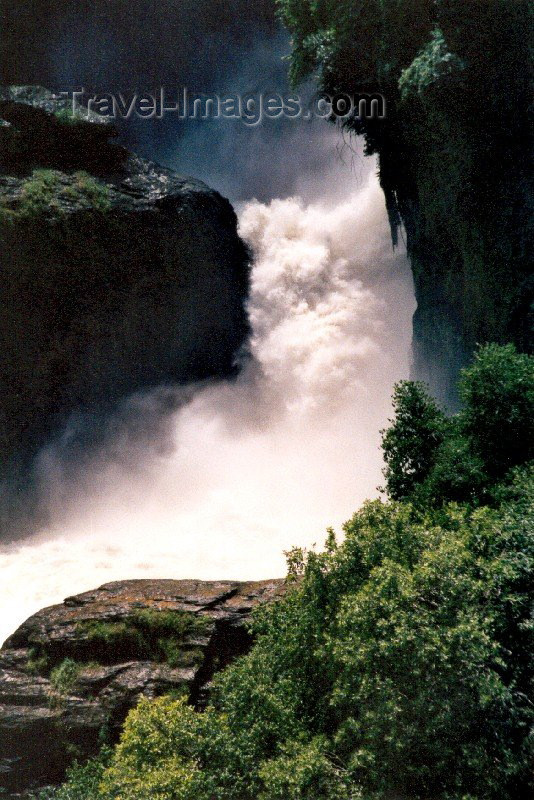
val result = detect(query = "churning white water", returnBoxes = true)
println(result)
[0,165,414,645]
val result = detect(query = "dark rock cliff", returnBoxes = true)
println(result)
[0,86,250,537]
[0,578,286,797]
[378,9,533,404]
[280,1,533,406]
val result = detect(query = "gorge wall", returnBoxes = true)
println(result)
[280,0,533,405]
[382,5,533,403]
[0,87,250,538]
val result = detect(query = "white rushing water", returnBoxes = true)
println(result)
[0,163,415,646]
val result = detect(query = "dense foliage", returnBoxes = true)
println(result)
[42,344,533,799]
[277,0,532,402]
[382,344,534,505]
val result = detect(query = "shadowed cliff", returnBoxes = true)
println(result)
[0,87,250,539]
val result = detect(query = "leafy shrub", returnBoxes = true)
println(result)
[459,344,534,479]
[26,646,50,675]
[35,748,111,800]
[399,27,464,100]
[382,344,534,505]
[258,737,355,799]
[99,696,246,800]
[2,169,63,219]
[49,658,80,709]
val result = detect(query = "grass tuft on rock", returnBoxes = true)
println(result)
[0,168,111,222]
[76,609,209,667]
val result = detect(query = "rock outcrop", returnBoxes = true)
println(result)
[0,578,286,796]
[279,6,533,406]
[0,86,250,537]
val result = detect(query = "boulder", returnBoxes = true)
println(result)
[0,578,286,796]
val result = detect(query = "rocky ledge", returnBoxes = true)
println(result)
[0,578,285,796]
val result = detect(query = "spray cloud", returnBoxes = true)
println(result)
[1,1,416,646]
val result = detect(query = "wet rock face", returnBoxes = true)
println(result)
[0,87,250,537]
[0,578,286,796]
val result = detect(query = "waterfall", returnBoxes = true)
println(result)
[0,160,414,646]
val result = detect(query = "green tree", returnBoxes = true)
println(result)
[381,345,534,505]
[459,343,534,479]
[380,380,446,500]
